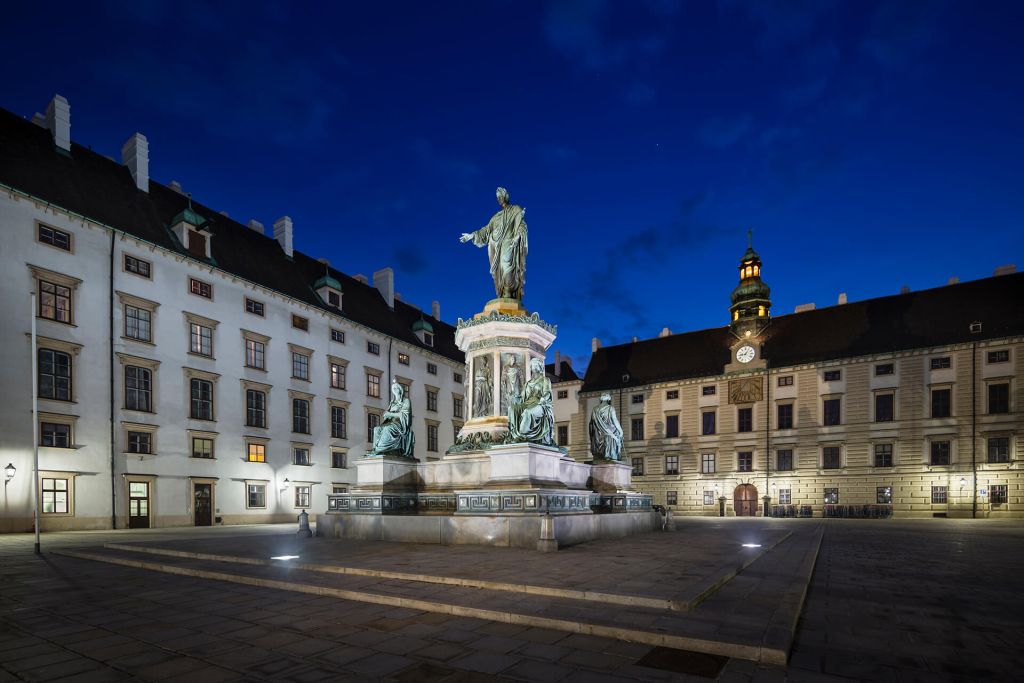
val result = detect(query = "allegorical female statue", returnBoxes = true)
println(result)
[500,353,524,415]
[507,358,555,446]
[460,187,528,301]
[588,393,624,461]
[473,355,493,417]
[368,381,415,458]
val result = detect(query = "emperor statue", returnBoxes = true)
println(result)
[460,187,528,301]
[588,394,624,461]
[368,380,415,458]
[507,358,555,446]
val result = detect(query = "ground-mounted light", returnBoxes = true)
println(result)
[270,555,300,561]
[741,543,761,548]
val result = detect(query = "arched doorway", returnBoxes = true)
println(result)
[734,484,758,516]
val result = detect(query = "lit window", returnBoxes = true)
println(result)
[189,278,212,299]
[190,324,213,356]
[703,490,714,505]
[931,486,947,504]
[330,362,346,389]
[247,443,266,462]
[823,488,839,505]
[877,487,892,504]
[778,488,792,505]
[398,352,410,366]
[367,373,381,398]
[292,314,309,331]
[245,339,265,369]
[294,486,311,508]
[192,437,214,459]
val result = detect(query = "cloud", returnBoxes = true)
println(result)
[698,115,753,148]
[623,82,657,106]
[393,245,429,276]
[543,0,675,72]
[862,0,950,69]
[719,0,840,51]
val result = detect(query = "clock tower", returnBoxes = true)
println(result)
[726,231,771,372]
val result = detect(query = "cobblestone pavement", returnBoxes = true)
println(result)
[1,519,1022,681]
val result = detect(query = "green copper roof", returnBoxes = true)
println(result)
[314,274,342,291]
[740,245,760,263]
[412,317,434,333]
[730,279,771,304]
[170,205,208,230]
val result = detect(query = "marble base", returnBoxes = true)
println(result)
[588,461,633,493]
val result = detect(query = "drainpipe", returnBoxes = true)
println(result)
[109,231,117,529]
[971,340,977,519]
[764,366,771,517]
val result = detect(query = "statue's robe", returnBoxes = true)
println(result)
[370,397,414,457]
[470,204,527,300]
[509,375,555,446]
[474,362,493,417]
[589,403,624,461]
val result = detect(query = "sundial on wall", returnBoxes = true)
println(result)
[728,376,763,404]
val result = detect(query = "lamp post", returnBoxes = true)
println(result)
[4,463,14,483]
[30,291,41,554]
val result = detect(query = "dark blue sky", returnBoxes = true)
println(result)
[4,1,1023,368]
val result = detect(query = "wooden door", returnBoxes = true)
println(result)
[194,483,212,526]
[734,484,759,517]
[128,481,150,529]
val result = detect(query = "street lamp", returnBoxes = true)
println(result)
[4,463,14,483]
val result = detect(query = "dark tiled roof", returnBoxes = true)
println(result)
[583,273,1024,392]
[545,360,580,383]
[0,108,461,363]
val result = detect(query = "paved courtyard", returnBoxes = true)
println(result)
[1,518,1022,681]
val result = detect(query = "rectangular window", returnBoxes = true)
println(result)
[702,385,716,396]
[293,448,310,466]
[331,328,345,343]
[135,430,165,465]
[38,349,72,401]
[427,362,437,375]
[367,413,380,442]
[877,486,892,504]
[874,443,893,468]
[189,278,212,299]
[247,443,266,462]
[991,484,1008,505]
[631,417,644,441]
[822,446,841,469]
[666,491,678,506]
[875,393,894,422]
[428,424,439,452]
[875,363,894,376]
[41,478,69,514]
[454,372,463,384]
[703,490,715,505]
[737,407,753,433]
[291,314,309,331]
[39,280,72,323]
[823,398,841,426]
[823,370,841,382]
[327,290,341,307]
[292,352,310,380]
[665,455,679,475]
[632,458,644,476]
[988,383,1009,414]
[192,437,213,459]
[329,362,346,390]
[776,403,793,429]
[665,414,679,438]
[779,488,792,505]
[987,350,1010,364]
[39,224,72,251]
[247,484,266,508]
[931,388,952,418]
[124,366,152,412]
[331,405,347,439]
[366,373,381,398]
[398,352,410,366]
[187,230,207,259]
[423,332,434,347]
[557,425,569,447]
[295,486,311,508]
[776,449,793,471]
[245,298,265,316]
[931,486,948,504]
[666,390,679,400]
[367,341,380,355]
[292,399,310,434]
[557,389,568,399]
[40,422,71,448]
[453,397,463,418]
[124,305,152,342]
[737,451,753,472]
[332,450,347,468]
[823,488,839,505]
[427,390,438,412]
[987,437,1009,464]
[245,339,265,369]
[190,378,213,420]
[190,323,213,356]
[246,390,266,428]
[930,356,951,370]
[702,411,716,435]
[930,440,951,466]
[124,254,151,278]
[631,394,644,404]
[777,375,794,387]
[701,452,715,474]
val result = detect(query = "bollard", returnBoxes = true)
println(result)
[665,508,676,531]
[296,509,312,538]
[537,513,558,552]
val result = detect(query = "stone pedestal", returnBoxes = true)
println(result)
[353,456,419,492]
[588,460,633,493]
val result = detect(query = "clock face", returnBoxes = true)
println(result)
[736,345,756,363]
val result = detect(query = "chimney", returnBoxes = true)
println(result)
[659,327,671,337]
[248,219,264,235]
[555,351,562,377]
[632,336,638,343]
[592,337,601,352]
[994,264,1017,276]
[900,285,910,294]
[394,292,403,302]
[120,133,149,192]
[45,94,71,152]
[169,180,183,193]
[354,274,368,284]
[31,112,46,127]
[431,300,440,320]
[837,292,847,305]
[794,303,816,313]
[373,267,395,308]
[273,216,294,257]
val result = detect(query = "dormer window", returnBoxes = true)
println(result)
[314,270,343,310]
[170,199,213,260]
[423,332,434,347]
[412,316,434,347]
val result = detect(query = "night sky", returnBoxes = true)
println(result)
[4,1,1022,368]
